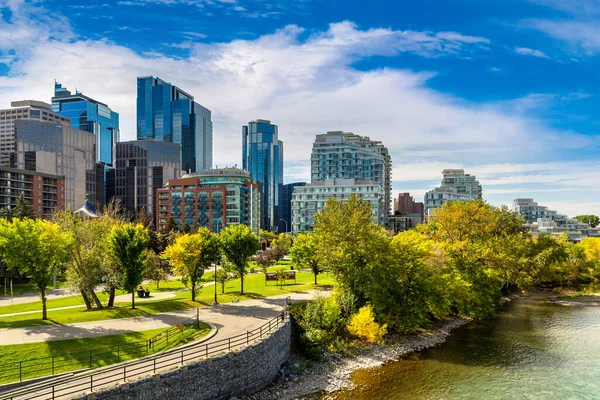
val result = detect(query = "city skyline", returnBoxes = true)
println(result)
[0,1,598,216]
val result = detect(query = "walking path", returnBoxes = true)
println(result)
[0,290,323,346]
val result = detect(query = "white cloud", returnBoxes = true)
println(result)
[526,20,600,54]
[0,3,598,214]
[514,46,550,58]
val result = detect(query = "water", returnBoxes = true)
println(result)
[332,293,600,400]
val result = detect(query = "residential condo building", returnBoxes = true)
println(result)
[242,119,283,231]
[156,167,260,234]
[137,76,212,173]
[310,131,392,225]
[279,182,305,233]
[394,192,424,222]
[425,169,482,217]
[291,178,384,233]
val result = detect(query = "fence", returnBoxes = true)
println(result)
[0,315,201,385]
[0,300,290,400]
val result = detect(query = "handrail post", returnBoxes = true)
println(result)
[153,358,156,373]
[124,366,126,382]
[228,337,231,351]
[117,345,120,362]
[90,375,93,392]
[181,350,184,366]
[247,331,249,345]
[205,343,208,358]
[260,326,262,338]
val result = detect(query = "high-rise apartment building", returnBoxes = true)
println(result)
[310,131,392,225]
[511,198,559,223]
[242,119,283,231]
[0,166,65,219]
[279,182,305,233]
[394,192,424,222]
[137,76,212,173]
[291,179,384,233]
[0,100,70,165]
[156,167,260,234]
[51,82,120,166]
[424,169,482,217]
[6,101,98,209]
[439,169,482,199]
[113,139,182,217]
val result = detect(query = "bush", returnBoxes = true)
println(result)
[347,305,387,343]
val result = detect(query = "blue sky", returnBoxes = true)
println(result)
[0,0,598,216]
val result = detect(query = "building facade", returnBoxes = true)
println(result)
[137,76,212,173]
[51,82,120,167]
[242,119,283,231]
[0,101,70,166]
[310,131,392,226]
[113,140,182,217]
[388,211,422,235]
[8,102,98,210]
[424,187,474,217]
[0,166,65,218]
[511,198,559,223]
[439,169,482,199]
[394,192,424,222]
[279,182,305,233]
[291,178,384,233]
[156,167,260,234]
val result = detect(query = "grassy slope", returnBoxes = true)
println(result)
[0,271,335,328]
[0,322,211,384]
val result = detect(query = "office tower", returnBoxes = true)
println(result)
[51,82,120,166]
[113,139,181,217]
[279,182,305,233]
[395,192,424,222]
[156,167,260,234]
[137,76,212,173]
[310,131,392,226]
[0,100,70,165]
[291,178,384,233]
[242,119,283,231]
[7,101,98,209]
[424,169,482,217]
[439,169,482,199]
[0,166,65,218]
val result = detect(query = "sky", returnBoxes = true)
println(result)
[0,0,598,217]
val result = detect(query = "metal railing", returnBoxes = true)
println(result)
[1,303,290,400]
[0,316,200,385]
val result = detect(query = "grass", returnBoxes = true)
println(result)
[0,280,68,297]
[0,271,335,329]
[0,322,211,384]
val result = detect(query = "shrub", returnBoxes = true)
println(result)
[347,305,387,343]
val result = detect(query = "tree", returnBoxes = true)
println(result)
[219,224,259,295]
[54,212,107,310]
[259,229,277,245]
[253,248,277,274]
[162,228,219,301]
[215,269,232,294]
[574,215,600,228]
[0,207,12,221]
[290,233,321,284]
[164,216,178,233]
[13,193,35,219]
[144,249,170,289]
[0,218,73,319]
[272,233,292,260]
[135,207,153,229]
[108,224,150,309]
[274,266,287,289]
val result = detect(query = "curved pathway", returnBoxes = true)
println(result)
[0,290,323,346]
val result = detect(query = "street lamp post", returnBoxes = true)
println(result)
[213,217,223,306]
[279,219,288,234]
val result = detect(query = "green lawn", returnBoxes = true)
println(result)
[0,271,335,328]
[0,322,211,384]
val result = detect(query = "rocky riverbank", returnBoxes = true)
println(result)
[246,294,521,400]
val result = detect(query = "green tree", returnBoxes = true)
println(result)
[290,233,321,284]
[144,249,170,289]
[259,229,277,245]
[274,266,287,289]
[253,248,277,274]
[219,224,259,295]
[162,229,219,301]
[13,193,35,219]
[108,224,150,309]
[0,207,13,221]
[574,215,600,228]
[0,218,73,319]
[215,269,232,294]
[272,233,292,260]
[164,216,178,233]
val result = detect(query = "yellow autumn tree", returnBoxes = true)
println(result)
[347,305,387,343]
[162,228,219,301]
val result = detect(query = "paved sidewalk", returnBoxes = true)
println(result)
[0,290,325,346]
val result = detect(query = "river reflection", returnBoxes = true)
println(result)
[330,293,600,400]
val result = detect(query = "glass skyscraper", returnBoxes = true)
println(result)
[51,82,119,166]
[136,76,212,173]
[242,119,283,231]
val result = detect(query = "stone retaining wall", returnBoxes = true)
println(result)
[80,318,291,400]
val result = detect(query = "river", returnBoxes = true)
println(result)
[331,293,600,400]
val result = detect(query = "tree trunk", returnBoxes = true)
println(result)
[107,287,116,307]
[191,285,196,302]
[80,289,93,310]
[240,275,244,295]
[221,283,225,294]
[131,291,135,309]
[314,272,318,285]
[156,281,159,290]
[90,290,103,309]
[41,287,47,320]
